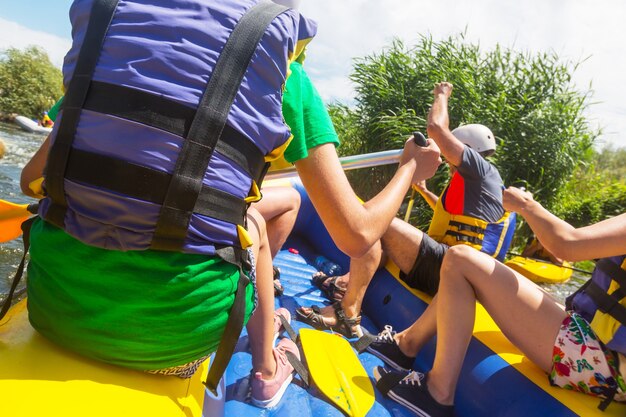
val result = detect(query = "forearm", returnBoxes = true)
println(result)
[296,145,415,258]
[359,162,417,240]
[427,93,464,166]
[427,93,450,135]
[520,201,576,256]
[417,187,438,210]
[520,201,626,261]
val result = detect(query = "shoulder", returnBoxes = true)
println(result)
[458,147,500,181]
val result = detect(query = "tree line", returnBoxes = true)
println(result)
[0,46,62,120]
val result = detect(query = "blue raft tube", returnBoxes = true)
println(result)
[1,149,624,417]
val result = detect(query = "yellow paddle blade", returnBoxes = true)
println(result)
[300,329,375,417]
[0,200,31,242]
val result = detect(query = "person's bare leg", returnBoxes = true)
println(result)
[341,240,383,318]
[381,217,424,274]
[375,216,437,354]
[329,217,424,292]
[246,208,277,379]
[254,186,301,258]
[393,295,438,357]
[427,245,567,405]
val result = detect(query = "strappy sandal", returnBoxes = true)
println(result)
[311,272,346,302]
[295,301,361,339]
[273,266,284,297]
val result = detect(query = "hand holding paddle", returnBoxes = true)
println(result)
[404,131,437,222]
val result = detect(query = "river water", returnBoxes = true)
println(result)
[0,121,588,307]
[0,121,45,305]
[0,121,45,307]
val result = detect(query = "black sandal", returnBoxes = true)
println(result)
[311,272,346,302]
[273,266,284,297]
[295,301,361,338]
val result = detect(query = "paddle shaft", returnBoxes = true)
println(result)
[403,132,427,222]
[507,253,593,275]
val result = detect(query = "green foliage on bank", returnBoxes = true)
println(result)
[0,46,63,118]
[552,146,626,227]
[329,34,621,233]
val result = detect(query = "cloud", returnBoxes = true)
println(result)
[300,0,626,148]
[1,2,624,148]
[0,17,70,67]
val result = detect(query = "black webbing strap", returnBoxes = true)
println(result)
[83,81,267,179]
[277,313,310,387]
[448,221,485,234]
[351,330,377,353]
[204,261,249,394]
[444,230,483,245]
[375,369,407,396]
[278,312,298,342]
[583,259,626,326]
[598,353,621,411]
[65,149,246,225]
[597,258,626,288]
[585,283,626,326]
[151,0,287,252]
[44,0,120,228]
[0,216,36,321]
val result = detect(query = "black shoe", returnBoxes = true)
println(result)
[366,325,415,371]
[373,367,454,417]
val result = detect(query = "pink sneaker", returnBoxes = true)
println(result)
[250,338,299,408]
[273,307,291,344]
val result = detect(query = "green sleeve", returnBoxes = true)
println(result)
[48,97,64,122]
[282,62,339,164]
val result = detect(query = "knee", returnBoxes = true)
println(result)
[247,207,268,242]
[441,245,475,275]
[285,187,301,212]
[361,240,382,262]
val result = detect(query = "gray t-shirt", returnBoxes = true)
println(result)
[443,146,505,223]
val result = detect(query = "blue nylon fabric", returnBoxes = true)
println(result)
[570,255,626,354]
[45,0,317,254]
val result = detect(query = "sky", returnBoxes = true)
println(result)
[1,0,626,149]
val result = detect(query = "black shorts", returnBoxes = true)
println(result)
[398,234,448,296]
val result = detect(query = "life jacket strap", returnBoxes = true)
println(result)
[0,216,37,321]
[444,230,483,245]
[63,149,247,226]
[199,1,291,392]
[151,0,289,252]
[83,81,268,181]
[597,258,626,288]
[203,246,251,395]
[448,220,485,234]
[45,0,120,229]
[583,258,626,326]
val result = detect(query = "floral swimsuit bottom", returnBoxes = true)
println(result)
[550,312,626,403]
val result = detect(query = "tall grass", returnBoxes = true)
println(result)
[330,34,601,231]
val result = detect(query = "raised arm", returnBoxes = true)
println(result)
[413,180,438,210]
[426,82,466,167]
[503,187,626,261]
[295,140,441,258]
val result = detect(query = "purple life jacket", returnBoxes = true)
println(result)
[41,0,316,257]
[567,255,626,355]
